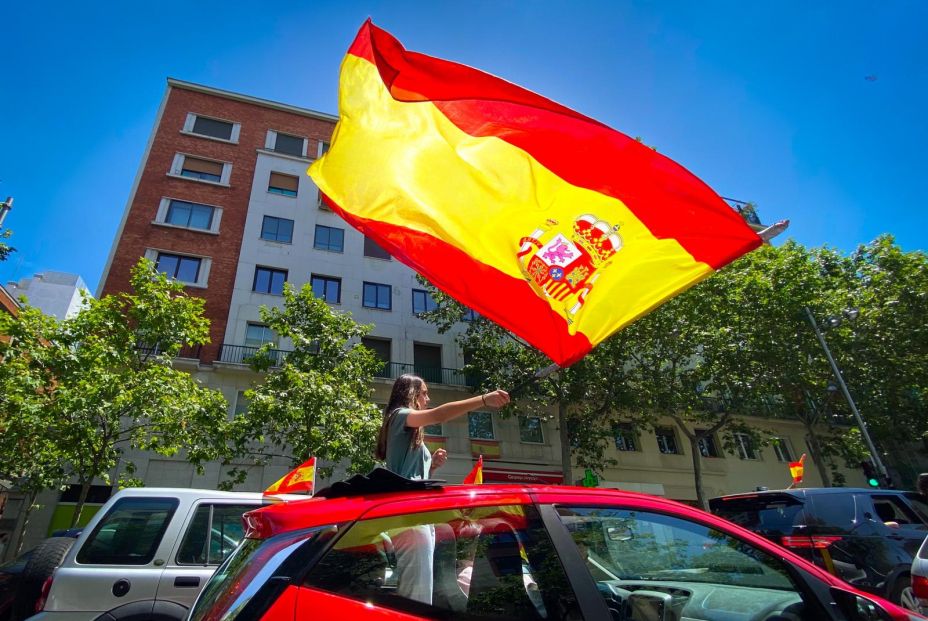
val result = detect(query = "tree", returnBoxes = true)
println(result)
[420,278,636,484]
[835,236,928,481]
[0,259,229,526]
[618,267,777,509]
[713,240,891,487]
[224,284,384,482]
[0,228,13,263]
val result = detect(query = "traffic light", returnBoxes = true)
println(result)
[860,461,880,487]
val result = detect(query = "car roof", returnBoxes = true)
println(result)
[110,487,306,502]
[247,484,708,537]
[711,487,910,502]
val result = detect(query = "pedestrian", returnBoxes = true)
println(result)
[374,373,509,605]
[917,473,928,498]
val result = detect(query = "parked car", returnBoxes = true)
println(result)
[907,533,928,615]
[710,487,928,610]
[29,487,299,621]
[186,469,921,621]
[0,533,81,621]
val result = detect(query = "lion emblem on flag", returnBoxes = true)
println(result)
[517,215,622,320]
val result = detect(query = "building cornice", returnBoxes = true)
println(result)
[167,78,338,123]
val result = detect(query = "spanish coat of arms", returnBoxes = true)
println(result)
[517,214,623,321]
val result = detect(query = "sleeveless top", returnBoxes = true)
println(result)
[384,407,432,480]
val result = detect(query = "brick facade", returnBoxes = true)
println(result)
[99,81,336,363]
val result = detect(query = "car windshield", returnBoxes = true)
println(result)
[558,507,796,591]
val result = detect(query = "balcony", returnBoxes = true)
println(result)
[215,346,474,387]
[137,343,201,360]
[373,361,476,387]
[218,343,289,367]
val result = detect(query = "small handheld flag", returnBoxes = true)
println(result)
[310,21,770,366]
[264,456,316,495]
[788,454,806,485]
[463,455,484,484]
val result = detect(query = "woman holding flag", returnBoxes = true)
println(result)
[374,374,509,604]
[375,374,509,481]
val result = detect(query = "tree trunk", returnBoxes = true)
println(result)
[558,400,572,485]
[803,422,832,487]
[13,490,37,556]
[70,480,92,528]
[689,436,708,510]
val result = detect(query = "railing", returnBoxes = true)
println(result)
[218,344,289,367]
[136,343,201,359]
[374,362,476,387]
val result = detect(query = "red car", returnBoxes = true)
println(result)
[189,470,924,621]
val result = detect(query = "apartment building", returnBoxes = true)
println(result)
[91,78,564,496]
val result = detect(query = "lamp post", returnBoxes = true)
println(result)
[804,307,888,483]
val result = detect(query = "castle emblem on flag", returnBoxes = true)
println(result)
[517,214,623,320]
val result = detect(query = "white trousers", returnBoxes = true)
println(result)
[392,524,435,605]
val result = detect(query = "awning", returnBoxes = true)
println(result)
[482,466,563,485]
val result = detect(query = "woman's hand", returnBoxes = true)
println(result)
[482,389,510,409]
[430,448,448,473]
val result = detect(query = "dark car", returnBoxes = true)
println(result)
[186,470,921,621]
[710,487,928,609]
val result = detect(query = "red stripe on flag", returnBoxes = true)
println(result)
[322,194,593,366]
[347,21,760,270]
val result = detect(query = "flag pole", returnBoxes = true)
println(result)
[508,362,560,398]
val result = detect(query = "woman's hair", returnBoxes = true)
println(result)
[375,374,425,460]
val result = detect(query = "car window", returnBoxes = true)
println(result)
[556,506,814,621]
[903,493,928,524]
[176,503,254,565]
[709,494,806,539]
[807,493,858,534]
[77,497,178,565]
[870,495,925,529]
[304,503,581,620]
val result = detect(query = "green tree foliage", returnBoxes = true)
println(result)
[0,259,228,526]
[226,284,383,481]
[0,228,13,262]
[842,237,928,441]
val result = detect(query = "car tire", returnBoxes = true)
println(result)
[889,575,913,608]
[897,581,922,613]
[12,537,77,621]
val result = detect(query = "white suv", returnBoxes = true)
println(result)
[29,487,292,621]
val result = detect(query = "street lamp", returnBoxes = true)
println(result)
[804,306,889,485]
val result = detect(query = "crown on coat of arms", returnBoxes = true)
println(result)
[572,215,622,265]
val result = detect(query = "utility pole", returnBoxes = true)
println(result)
[0,197,12,227]
[804,307,889,484]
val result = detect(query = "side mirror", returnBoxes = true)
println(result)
[830,587,898,621]
[606,525,633,542]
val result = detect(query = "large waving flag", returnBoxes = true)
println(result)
[264,457,316,495]
[310,21,765,366]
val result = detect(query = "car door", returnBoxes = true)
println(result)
[297,491,596,620]
[530,491,914,621]
[48,496,180,615]
[155,501,259,610]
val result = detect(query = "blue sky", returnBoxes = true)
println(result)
[1,1,925,293]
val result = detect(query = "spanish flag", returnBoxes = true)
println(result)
[462,455,484,485]
[264,457,316,495]
[789,454,806,484]
[310,21,764,366]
